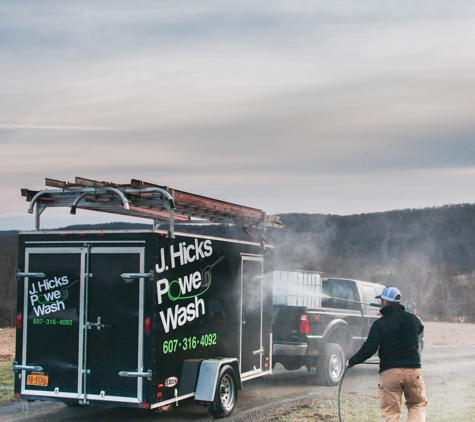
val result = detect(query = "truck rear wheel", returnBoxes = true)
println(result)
[207,365,237,418]
[316,343,345,386]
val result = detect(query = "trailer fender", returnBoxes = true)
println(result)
[194,359,242,402]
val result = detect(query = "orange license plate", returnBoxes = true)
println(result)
[26,373,49,387]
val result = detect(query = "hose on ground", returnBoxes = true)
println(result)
[337,366,348,422]
[338,362,379,422]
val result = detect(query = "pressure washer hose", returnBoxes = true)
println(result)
[337,366,349,422]
[338,362,379,422]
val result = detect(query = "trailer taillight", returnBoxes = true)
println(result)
[299,314,309,334]
[16,313,23,329]
[157,383,164,397]
[145,317,151,333]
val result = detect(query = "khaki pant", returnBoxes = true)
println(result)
[379,368,427,422]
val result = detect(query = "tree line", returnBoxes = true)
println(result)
[268,204,475,319]
[1,203,475,326]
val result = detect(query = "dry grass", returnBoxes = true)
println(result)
[0,362,14,402]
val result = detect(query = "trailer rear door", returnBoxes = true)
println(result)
[82,246,145,404]
[19,244,146,405]
[20,247,83,401]
[240,255,265,378]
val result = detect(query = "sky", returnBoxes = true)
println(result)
[1,1,475,230]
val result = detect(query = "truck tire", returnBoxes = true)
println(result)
[316,343,345,386]
[207,365,238,418]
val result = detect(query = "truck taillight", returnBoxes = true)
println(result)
[299,314,309,334]
[145,317,151,333]
[16,313,22,329]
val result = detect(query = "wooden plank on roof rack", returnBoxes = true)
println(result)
[131,178,284,228]
[24,176,284,229]
[45,178,66,189]
[75,176,113,188]
[132,179,264,217]
[45,178,80,189]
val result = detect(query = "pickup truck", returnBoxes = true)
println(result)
[272,271,423,386]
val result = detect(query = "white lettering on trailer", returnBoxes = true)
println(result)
[155,248,166,273]
[159,297,205,333]
[156,279,170,305]
[156,271,203,305]
[28,276,71,317]
[29,276,69,294]
[155,240,217,333]
[155,239,213,274]
[32,299,66,316]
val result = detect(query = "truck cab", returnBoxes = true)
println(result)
[272,272,385,386]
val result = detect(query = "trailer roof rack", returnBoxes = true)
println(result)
[21,177,284,238]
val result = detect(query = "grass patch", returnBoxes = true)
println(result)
[267,390,380,422]
[0,361,14,402]
[267,398,338,421]
[268,379,475,422]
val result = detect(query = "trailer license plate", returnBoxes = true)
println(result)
[27,373,49,387]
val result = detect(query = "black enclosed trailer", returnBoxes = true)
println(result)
[14,177,284,417]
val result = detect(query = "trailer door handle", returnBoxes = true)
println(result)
[13,364,44,372]
[253,348,264,355]
[15,271,45,279]
[118,370,152,379]
[85,316,111,330]
[121,271,154,283]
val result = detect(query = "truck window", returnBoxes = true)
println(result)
[361,285,381,316]
[322,279,359,310]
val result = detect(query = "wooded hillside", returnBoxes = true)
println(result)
[1,203,475,326]
[268,204,475,319]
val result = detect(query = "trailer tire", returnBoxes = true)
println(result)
[316,343,345,386]
[207,365,238,418]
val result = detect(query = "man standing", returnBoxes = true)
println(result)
[346,286,427,422]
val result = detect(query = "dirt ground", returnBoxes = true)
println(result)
[0,329,15,362]
[1,321,475,362]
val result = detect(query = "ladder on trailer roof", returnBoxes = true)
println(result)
[21,176,284,238]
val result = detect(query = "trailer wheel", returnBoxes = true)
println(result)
[316,343,345,386]
[207,365,237,418]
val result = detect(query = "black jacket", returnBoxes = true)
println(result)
[348,304,423,373]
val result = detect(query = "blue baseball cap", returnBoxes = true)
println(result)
[376,286,401,303]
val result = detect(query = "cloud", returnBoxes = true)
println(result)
[1,1,475,229]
